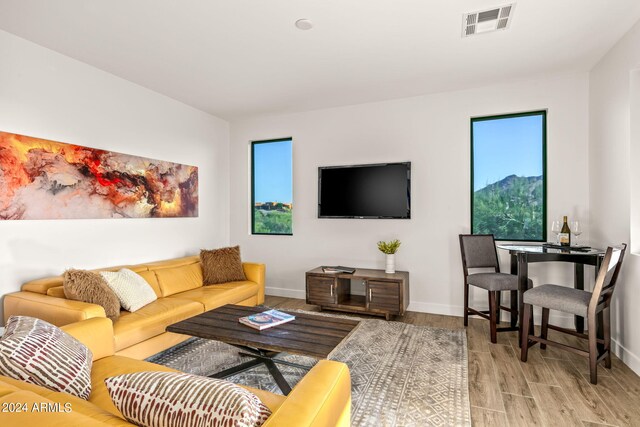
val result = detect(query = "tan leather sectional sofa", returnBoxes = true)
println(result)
[0,317,352,426]
[3,255,266,359]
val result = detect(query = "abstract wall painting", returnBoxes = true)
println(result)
[0,131,198,220]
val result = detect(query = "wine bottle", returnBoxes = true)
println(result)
[559,216,571,246]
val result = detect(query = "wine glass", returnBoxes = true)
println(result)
[551,220,561,244]
[571,220,583,246]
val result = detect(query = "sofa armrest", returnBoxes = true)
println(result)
[263,360,351,427]
[61,318,115,360]
[243,262,266,304]
[3,292,106,326]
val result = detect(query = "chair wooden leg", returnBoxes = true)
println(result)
[496,291,502,324]
[510,290,518,328]
[463,282,469,327]
[488,291,497,343]
[521,303,532,362]
[588,313,598,384]
[603,307,612,369]
[540,308,549,350]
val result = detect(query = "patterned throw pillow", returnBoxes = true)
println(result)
[63,269,121,321]
[100,269,157,312]
[0,316,93,400]
[105,371,271,427]
[200,245,247,285]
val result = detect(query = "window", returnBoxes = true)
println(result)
[251,138,293,235]
[471,111,546,241]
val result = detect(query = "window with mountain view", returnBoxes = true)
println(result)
[251,138,293,235]
[471,111,546,241]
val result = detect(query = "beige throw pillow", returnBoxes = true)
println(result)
[100,269,157,312]
[105,371,271,427]
[0,316,93,400]
[63,269,121,321]
[201,245,247,285]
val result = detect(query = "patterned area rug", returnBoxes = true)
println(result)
[147,313,470,426]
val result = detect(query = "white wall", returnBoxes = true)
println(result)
[589,20,640,373]
[230,74,591,322]
[0,30,230,322]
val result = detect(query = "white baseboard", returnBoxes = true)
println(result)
[612,338,640,375]
[266,291,575,328]
[407,301,462,316]
[265,286,306,299]
[409,300,640,376]
[265,289,640,375]
[407,300,575,328]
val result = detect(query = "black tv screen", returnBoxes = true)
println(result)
[318,162,411,219]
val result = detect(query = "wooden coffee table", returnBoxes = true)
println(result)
[166,304,359,394]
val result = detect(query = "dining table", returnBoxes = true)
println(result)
[496,243,606,346]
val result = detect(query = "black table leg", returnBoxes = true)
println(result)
[510,255,518,327]
[210,346,312,395]
[239,351,314,371]
[210,358,264,379]
[264,359,292,395]
[517,254,529,346]
[510,290,518,328]
[574,264,585,333]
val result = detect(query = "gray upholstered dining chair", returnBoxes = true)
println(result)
[459,234,526,343]
[520,244,626,384]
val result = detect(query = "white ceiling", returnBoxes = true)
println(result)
[1,1,639,120]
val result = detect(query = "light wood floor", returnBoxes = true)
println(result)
[264,296,640,427]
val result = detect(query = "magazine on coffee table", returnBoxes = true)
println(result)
[321,265,356,274]
[239,309,295,330]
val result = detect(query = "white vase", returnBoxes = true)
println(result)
[385,254,396,274]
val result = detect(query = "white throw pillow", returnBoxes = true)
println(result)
[100,269,157,312]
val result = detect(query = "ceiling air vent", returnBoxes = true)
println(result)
[463,4,515,37]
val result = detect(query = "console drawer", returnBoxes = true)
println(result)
[367,280,400,313]
[306,276,337,305]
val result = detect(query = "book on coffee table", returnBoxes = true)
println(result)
[321,265,356,274]
[239,309,296,330]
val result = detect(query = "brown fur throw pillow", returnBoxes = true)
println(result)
[63,269,121,321]
[201,246,246,285]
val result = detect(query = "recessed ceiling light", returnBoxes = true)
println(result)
[295,19,313,31]
[463,4,515,37]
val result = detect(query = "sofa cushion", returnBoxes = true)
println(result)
[143,255,200,269]
[105,371,271,427]
[0,316,93,400]
[89,355,284,417]
[61,317,115,361]
[46,286,66,298]
[0,389,112,426]
[21,276,64,295]
[0,377,20,396]
[0,376,131,425]
[63,269,121,321]
[135,270,162,297]
[154,262,203,297]
[100,269,157,312]
[201,246,247,285]
[113,299,203,351]
[167,281,259,311]
[90,355,177,417]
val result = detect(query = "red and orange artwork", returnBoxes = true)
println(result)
[0,131,198,220]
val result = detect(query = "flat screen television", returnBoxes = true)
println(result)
[318,162,411,219]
